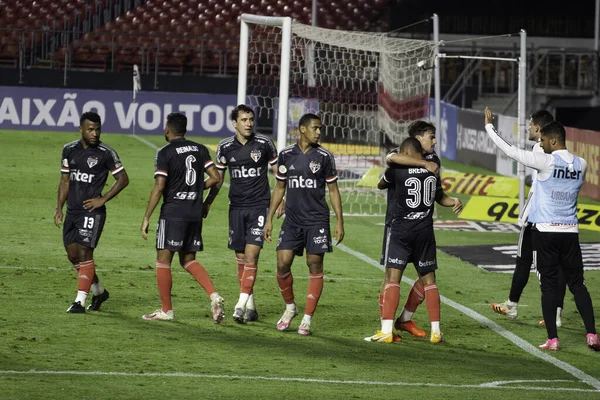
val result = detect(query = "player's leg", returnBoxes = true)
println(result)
[532,229,561,350]
[179,220,224,324]
[396,277,426,338]
[555,266,567,327]
[275,222,303,331]
[492,223,532,319]
[143,218,179,321]
[276,249,297,331]
[366,266,404,344]
[560,235,599,351]
[64,212,105,313]
[414,228,442,343]
[228,208,246,288]
[234,244,261,323]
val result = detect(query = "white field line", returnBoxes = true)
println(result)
[0,370,598,393]
[337,243,600,391]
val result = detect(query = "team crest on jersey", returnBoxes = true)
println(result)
[87,156,99,168]
[250,149,261,162]
[309,161,321,174]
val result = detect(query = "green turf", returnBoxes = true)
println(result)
[1,130,599,399]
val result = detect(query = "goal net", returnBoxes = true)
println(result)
[238,16,436,215]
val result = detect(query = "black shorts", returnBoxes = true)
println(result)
[228,207,268,250]
[516,223,533,264]
[63,212,106,248]
[156,218,203,252]
[276,219,332,256]
[384,224,437,274]
[532,228,584,290]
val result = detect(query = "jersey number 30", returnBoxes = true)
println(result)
[405,176,436,208]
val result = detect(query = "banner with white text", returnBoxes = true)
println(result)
[0,86,237,136]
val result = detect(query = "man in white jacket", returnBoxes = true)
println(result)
[490,110,567,327]
[484,107,599,351]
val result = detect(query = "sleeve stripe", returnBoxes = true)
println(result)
[61,168,70,173]
[215,163,227,170]
[276,174,287,181]
[204,160,214,168]
[326,175,338,183]
[382,174,390,183]
[111,166,124,175]
[269,156,278,165]
[154,170,168,177]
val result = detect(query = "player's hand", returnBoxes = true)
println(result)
[54,208,63,228]
[264,220,273,243]
[276,199,285,219]
[140,217,150,240]
[83,197,105,212]
[202,202,211,219]
[424,161,439,175]
[485,107,494,125]
[452,198,463,215]
[334,221,344,245]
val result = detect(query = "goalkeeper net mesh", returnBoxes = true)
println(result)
[244,20,436,215]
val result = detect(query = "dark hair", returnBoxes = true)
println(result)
[399,137,423,154]
[299,113,320,128]
[230,104,254,121]
[408,120,435,138]
[531,109,554,128]
[166,112,187,135]
[80,111,101,126]
[540,121,566,144]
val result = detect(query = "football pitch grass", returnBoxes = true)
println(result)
[1,130,599,399]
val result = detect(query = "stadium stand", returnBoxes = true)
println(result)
[0,0,390,74]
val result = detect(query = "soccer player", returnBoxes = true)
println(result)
[490,110,568,326]
[54,111,129,313]
[384,121,441,339]
[140,112,225,323]
[485,107,599,351]
[210,104,280,323]
[366,137,462,343]
[263,113,344,336]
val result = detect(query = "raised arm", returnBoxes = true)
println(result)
[484,107,551,171]
[387,153,439,175]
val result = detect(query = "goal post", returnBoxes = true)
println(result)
[237,14,437,215]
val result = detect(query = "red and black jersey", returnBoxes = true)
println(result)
[276,143,338,227]
[215,133,278,208]
[154,138,213,222]
[60,140,124,215]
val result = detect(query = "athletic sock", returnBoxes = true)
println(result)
[156,261,172,312]
[304,273,324,316]
[241,264,257,295]
[76,260,95,306]
[236,257,245,287]
[424,283,441,330]
[246,293,256,310]
[235,293,250,310]
[382,283,400,321]
[400,280,425,322]
[276,271,295,304]
[184,260,216,296]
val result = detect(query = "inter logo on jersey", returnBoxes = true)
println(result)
[250,149,261,162]
[309,161,321,173]
[87,156,99,168]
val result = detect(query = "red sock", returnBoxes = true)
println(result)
[305,273,324,316]
[424,283,440,322]
[77,260,95,293]
[276,271,294,304]
[404,281,425,312]
[184,260,216,296]
[241,264,257,295]
[382,283,400,320]
[236,257,245,287]
[378,282,385,319]
[156,261,172,312]
[92,273,99,285]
